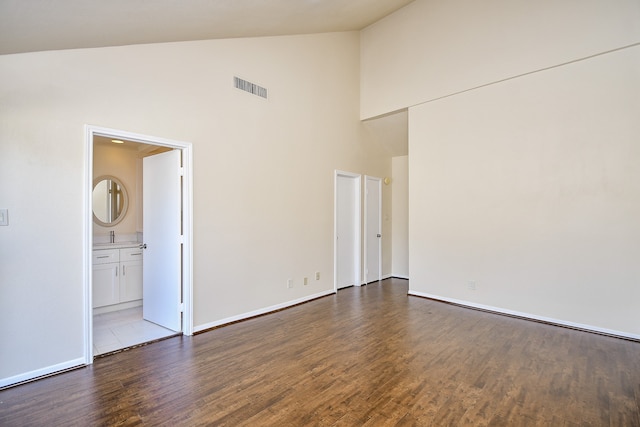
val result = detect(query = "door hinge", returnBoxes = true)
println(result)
[179,303,185,313]
[179,235,184,244]
[179,167,184,177]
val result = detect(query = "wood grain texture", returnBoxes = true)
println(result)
[1,279,639,426]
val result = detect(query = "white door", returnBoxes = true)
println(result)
[365,176,382,283]
[143,150,182,332]
[335,172,361,289]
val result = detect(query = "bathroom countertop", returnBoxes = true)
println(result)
[93,241,142,250]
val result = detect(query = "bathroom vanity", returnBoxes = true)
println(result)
[93,243,143,312]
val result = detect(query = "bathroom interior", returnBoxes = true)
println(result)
[92,136,177,355]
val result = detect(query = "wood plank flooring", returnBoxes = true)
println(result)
[1,279,639,426]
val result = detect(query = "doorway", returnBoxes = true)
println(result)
[334,171,361,290]
[365,176,382,284]
[84,125,193,363]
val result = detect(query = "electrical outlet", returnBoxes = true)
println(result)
[315,272,320,280]
[287,279,293,289]
[468,281,476,290]
[303,277,308,286]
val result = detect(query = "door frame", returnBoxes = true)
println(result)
[334,170,362,291]
[364,175,382,284]
[83,125,194,364]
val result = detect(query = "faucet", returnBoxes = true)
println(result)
[109,230,115,243]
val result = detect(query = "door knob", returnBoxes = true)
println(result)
[377,234,381,238]
[140,243,147,249]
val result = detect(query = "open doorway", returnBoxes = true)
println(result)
[84,126,193,362]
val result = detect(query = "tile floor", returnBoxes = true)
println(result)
[93,306,178,356]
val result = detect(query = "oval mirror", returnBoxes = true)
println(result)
[92,175,128,227]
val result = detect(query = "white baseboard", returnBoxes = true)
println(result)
[1,357,85,389]
[408,290,640,341]
[193,289,336,333]
[391,274,409,280]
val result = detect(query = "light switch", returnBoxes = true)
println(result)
[0,209,8,226]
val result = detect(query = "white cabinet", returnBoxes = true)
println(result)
[93,262,119,307]
[119,247,143,302]
[93,246,143,309]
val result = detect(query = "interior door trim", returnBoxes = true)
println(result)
[83,125,194,365]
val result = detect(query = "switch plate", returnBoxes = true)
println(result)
[287,279,293,289]
[303,277,308,286]
[0,209,7,226]
[315,272,320,280]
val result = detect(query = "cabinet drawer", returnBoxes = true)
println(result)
[120,247,144,261]
[92,249,119,265]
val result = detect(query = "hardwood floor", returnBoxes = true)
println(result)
[1,279,639,426]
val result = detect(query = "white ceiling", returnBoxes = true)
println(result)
[93,135,170,155]
[0,0,415,55]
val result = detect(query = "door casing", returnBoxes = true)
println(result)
[83,125,194,364]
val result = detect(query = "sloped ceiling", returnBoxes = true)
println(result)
[0,0,414,55]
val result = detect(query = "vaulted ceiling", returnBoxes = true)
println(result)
[0,0,414,55]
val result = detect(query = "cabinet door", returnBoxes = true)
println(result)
[93,263,119,308]
[120,260,143,302]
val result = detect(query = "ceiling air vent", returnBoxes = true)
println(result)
[234,76,268,99]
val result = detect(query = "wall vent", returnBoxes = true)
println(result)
[234,76,268,99]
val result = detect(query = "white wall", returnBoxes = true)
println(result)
[409,45,640,337]
[391,156,408,278]
[361,1,640,337]
[361,0,640,119]
[0,32,392,385]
